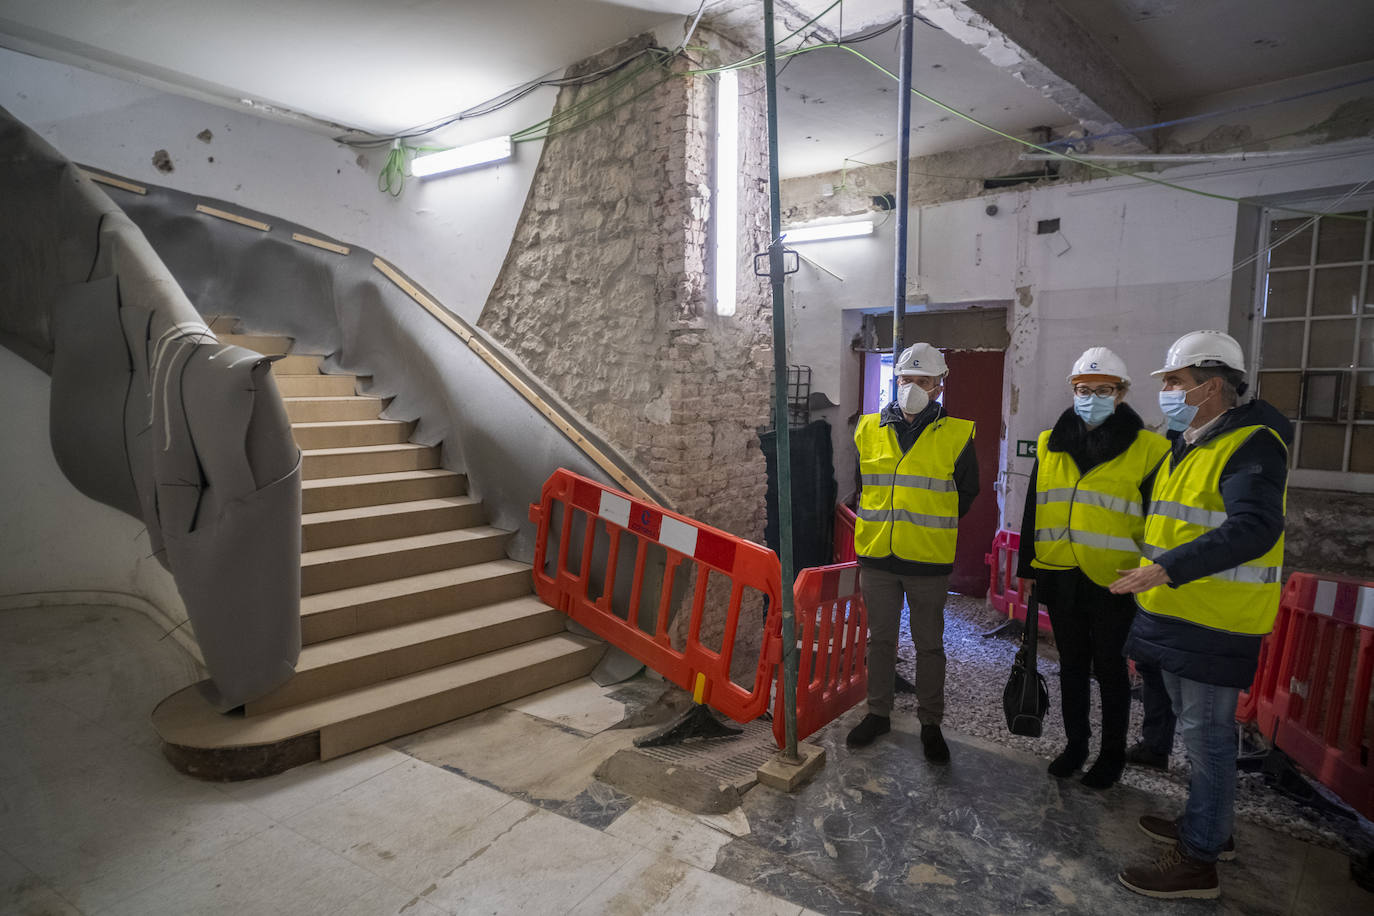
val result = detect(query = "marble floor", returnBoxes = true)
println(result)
[3,602,1371,916]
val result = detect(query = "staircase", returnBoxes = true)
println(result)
[152,321,602,779]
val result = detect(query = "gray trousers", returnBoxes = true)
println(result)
[861,566,950,723]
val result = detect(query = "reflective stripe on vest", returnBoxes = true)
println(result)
[853,413,974,564]
[1030,427,1170,588]
[1137,425,1287,636]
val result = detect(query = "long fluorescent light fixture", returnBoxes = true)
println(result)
[783,219,874,243]
[714,69,739,317]
[410,136,513,178]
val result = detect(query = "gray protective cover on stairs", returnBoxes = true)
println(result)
[0,106,301,710]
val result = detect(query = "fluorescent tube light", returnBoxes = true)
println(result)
[410,136,513,178]
[714,69,739,317]
[783,220,874,243]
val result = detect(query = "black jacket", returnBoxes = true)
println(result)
[1017,403,1154,579]
[857,400,980,577]
[1124,398,1293,687]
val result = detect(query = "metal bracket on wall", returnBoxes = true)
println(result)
[753,248,798,278]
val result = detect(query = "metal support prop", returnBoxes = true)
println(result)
[762,0,801,763]
[891,0,915,400]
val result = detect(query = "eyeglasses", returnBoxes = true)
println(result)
[1073,385,1118,398]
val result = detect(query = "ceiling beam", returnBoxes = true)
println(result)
[923,0,1156,152]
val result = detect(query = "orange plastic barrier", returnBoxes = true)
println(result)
[529,469,782,723]
[1235,577,1300,729]
[1271,572,1374,821]
[833,503,857,564]
[984,530,1049,632]
[773,562,868,749]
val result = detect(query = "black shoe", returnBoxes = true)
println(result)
[1125,740,1170,771]
[1047,742,1088,778]
[846,714,890,748]
[1081,750,1125,790]
[921,723,950,763]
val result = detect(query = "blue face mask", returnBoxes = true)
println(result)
[1073,393,1116,427]
[1159,388,1198,431]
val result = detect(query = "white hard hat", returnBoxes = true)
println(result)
[1068,347,1130,384]
[1151,330,1245,376]
[895,342,947,377]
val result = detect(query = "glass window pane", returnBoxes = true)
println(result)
[1316,211,1368,264]
[1258,371,1301,419]
[1298,423,1346,471]
[1361,321,1374,368]
[1301,372,1348,421]
[1307,319,1356,368]
[1311,266,1361,316]
[1357,372,1374,420]
[1352,426,1374,474]
[1261,321,1304,368]
[1263,269,1308,318]
[1268,217,1313,269]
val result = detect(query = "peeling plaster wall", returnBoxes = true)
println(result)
[0,46,554,325]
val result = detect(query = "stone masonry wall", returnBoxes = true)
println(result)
[479,34,775,662]
[1285,487,1374,579]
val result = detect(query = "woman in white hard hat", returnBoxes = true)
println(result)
[1018,347,1169,789]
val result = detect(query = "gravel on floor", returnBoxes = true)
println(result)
[889,593,1374,861]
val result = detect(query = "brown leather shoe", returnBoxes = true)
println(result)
[1119,844,1220,900]
[1138,814,1236,861]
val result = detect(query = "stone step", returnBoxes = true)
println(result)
[300,526,512,596]
[301,443,440,480]
[217,333,291,355]
[271,354,325,375]
[291,418,416,450]
[301,496,486,551]
[284,396,387,423]
[301,469,466,513]
[275,374,358,398]
[153,633,604,775]
[246,596,566,715]
[300,559,534,644]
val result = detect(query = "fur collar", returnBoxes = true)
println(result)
[1046,402,1145,473]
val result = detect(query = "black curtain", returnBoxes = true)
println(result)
[761,419,837,574]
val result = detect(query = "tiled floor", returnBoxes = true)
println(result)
[0,604,809,915]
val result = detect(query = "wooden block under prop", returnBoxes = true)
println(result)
[756,742,825,792]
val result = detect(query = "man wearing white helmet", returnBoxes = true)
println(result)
[1110,330,1290,900]
[1017,347,1169,790]
[847,342,979,763]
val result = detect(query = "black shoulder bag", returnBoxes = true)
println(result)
[1003,586,1050,737]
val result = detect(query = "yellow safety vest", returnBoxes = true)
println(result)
[1031,427,1171,588]
[854,412,975,565]
[1138,426,1287,636]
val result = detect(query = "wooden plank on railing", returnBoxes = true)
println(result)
[291,232,350,255]
[371,257,656,505]
[195,204,270,232]
[80,169,147,195]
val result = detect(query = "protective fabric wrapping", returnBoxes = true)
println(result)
[0,105,301,709]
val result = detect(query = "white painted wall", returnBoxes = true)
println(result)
[0,46,554,324]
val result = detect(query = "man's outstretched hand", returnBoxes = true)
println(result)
[1111,563,1171,594]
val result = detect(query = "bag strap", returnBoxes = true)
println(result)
[1021,585,1040,668]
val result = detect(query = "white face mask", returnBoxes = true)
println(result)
[896,380,929,414]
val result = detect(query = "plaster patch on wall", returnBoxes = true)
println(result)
[151,149,173,173]
[1298,97,1374,143]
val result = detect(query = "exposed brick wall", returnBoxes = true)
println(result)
[1285,487,1374,579]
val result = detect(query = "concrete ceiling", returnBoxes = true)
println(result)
[0,0,1370,180]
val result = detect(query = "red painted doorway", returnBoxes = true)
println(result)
[941,349,1004,597]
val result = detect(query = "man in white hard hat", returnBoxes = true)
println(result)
[1017,347,1169,790]
[1110,330,1290,900]
[847,342,979,762]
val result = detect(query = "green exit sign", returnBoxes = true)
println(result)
[1016,439,1038,458]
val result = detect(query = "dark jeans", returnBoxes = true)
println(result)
[1136,658,1178,756]
[1038,568,1136,751]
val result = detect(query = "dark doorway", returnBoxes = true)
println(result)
[942,349,1004,597]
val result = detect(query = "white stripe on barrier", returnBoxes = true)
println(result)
[1358,587,1374,630]
[1314,580,1338,617]
[839,567,858,597]
[599,492,631,529]
[659,515,699,557]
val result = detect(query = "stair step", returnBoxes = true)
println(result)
[301,443,439,480]
[246,597,565,715]
[300,559,534,643]
[218,333,291,355]
[272,354,325,375]
[284,396,387,423]
[302,496,485,551]
[301,526,512,596]
[302,469,466,513]
[275,374,358,398]
[292,418,416,450]
[153,633,604,769]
